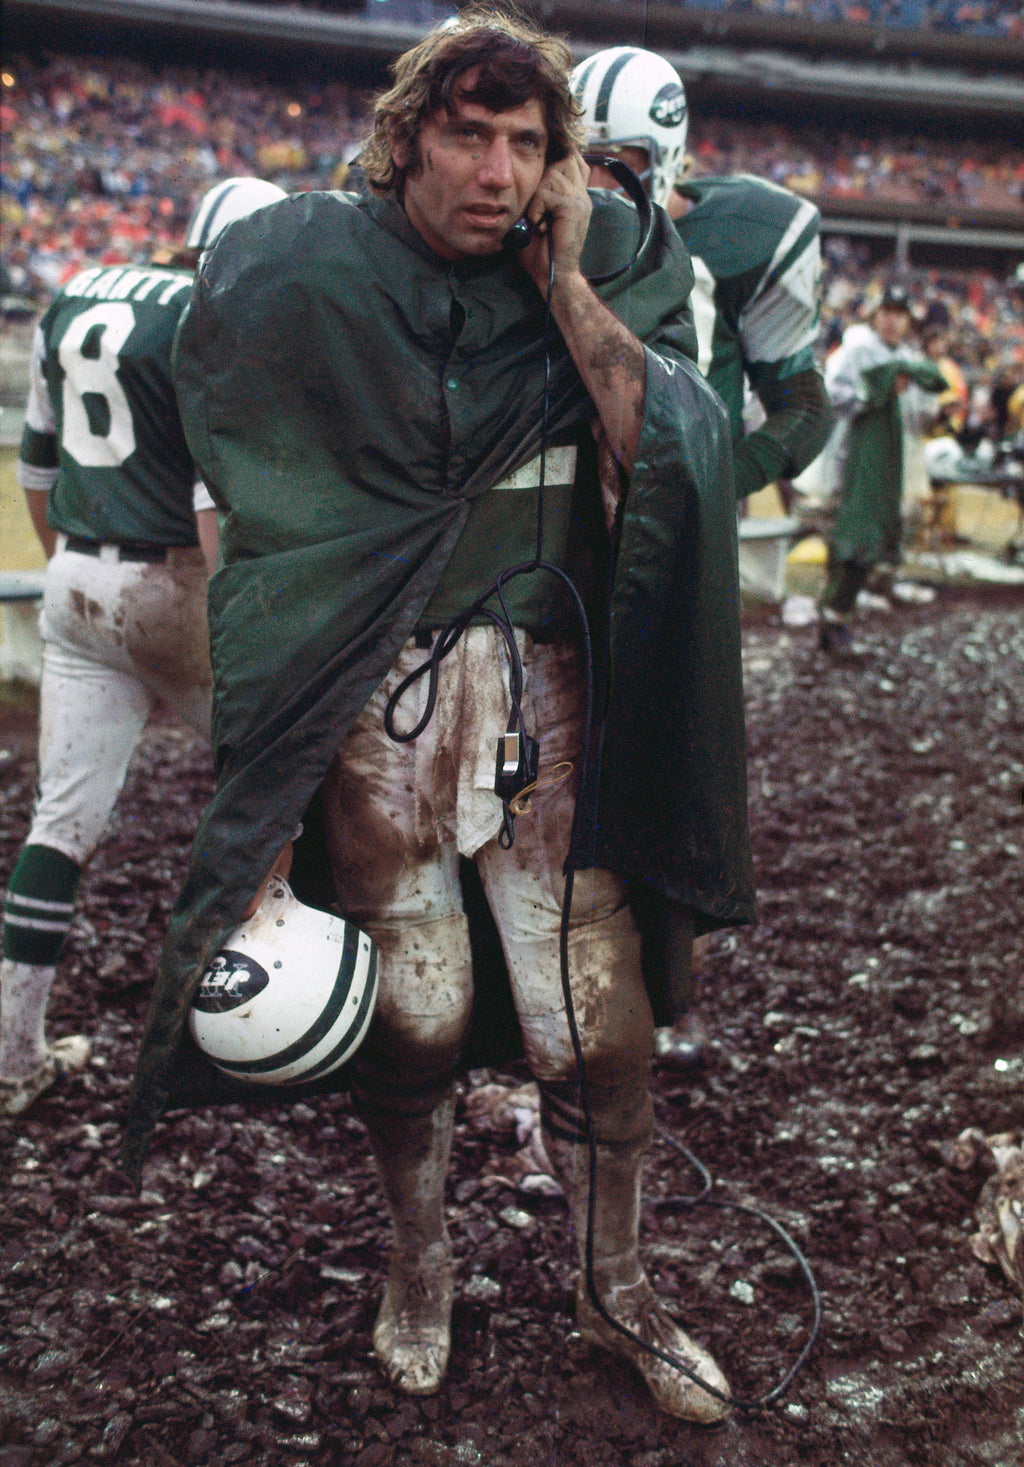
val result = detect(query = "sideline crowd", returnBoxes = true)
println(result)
[2,50,1022,416]
[226,0,1024,41]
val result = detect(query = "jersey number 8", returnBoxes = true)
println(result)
[58,303,138,469]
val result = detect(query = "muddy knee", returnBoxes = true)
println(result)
[358,912,474,1081]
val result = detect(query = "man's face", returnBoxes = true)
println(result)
[393,69,549,260]
[875,305,912,348]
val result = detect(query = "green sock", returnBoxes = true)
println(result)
[3,844,81,965]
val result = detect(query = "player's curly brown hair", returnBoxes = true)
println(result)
[360,6,584,193]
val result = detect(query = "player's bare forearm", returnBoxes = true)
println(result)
[24,487,56,559]
[195,508,220,576]
[548,269,646,476]
[518,149,645,479]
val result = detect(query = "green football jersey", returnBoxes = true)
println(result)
[18,263,200,545]
[675,174,823,439]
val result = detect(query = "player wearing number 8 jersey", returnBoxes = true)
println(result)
[1,178,285,1119]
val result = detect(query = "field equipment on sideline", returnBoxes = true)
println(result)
[188,880,378,1084]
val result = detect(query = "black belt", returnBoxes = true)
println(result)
[64,535,168,563]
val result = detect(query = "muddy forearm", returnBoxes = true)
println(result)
[548,270,646,477]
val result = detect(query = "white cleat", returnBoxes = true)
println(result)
[577,1274,731,1424]
[372,1239,454,1396]
[0,1034,92,1118]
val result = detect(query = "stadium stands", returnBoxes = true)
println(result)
[1,47,1021,391]
[209,0,1024,40]
[3,48,1021,301]
[630,0,1024,40]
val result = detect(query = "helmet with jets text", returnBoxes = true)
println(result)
[572,47,688,209]
[188,880,378,1085]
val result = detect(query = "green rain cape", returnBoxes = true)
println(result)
[832,357,948,566]
[122,188,755,1185]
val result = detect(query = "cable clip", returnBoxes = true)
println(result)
[495,730,540,848]
[494,730,540,803]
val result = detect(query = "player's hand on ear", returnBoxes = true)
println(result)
[519,149,592,293]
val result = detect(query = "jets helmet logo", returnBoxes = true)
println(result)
[194,951,270,1012]
[650,84,687,131]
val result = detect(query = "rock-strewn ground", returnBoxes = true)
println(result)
[1,587,1022,1466]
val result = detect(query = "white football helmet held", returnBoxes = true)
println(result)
[185,176,287,251]
[572,47,688,209]
[189,880,378,1085]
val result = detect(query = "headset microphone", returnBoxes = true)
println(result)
[503,215,537,251]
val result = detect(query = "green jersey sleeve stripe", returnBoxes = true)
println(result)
[741,208,823,367]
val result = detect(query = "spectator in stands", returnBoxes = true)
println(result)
[920,323,969,438]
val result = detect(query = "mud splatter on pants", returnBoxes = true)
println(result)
[322,627,655,1245]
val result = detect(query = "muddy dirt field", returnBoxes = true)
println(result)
[1,588,1022,1467]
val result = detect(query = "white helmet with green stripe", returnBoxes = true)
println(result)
[185,176,287,251]
[189,880,378,1085]
[572,47,688,209]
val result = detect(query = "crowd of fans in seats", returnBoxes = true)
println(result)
[819,236,1024,376]
[608,0,1023,37]
[689,117,1024,220]
[2,51,1021,396]
[218,0,1024,40]
[0,54,370,299]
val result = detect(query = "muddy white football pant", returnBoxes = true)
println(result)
[29,539,212,864]
[1,539,212,1075]
[322,628,655,1253]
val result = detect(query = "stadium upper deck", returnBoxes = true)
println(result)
[6,0,1023,119]
[205,0,1024,43]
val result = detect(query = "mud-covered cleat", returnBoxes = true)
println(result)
[654,1012,709,1070]
[372,1238,453,1396]
[0,1034,92,1118]
[576,1274,731,1424]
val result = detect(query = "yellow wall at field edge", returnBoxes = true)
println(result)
[1,446,47,573]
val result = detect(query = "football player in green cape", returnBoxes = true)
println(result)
[817,285,947,656]
[124,9,755,1421]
